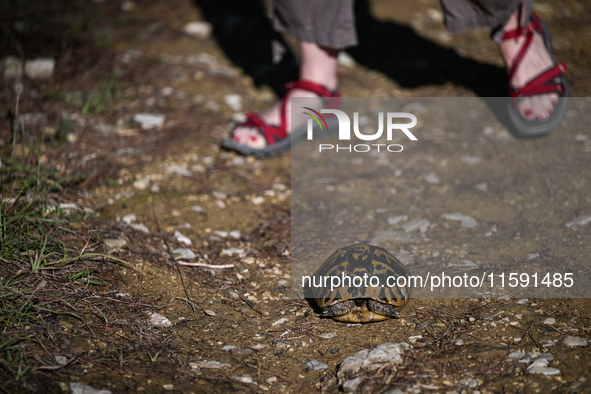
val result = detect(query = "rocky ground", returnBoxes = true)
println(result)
[1,0,590,393]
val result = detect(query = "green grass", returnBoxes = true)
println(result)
[0,155,98,381]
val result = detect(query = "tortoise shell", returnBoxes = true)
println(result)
[311,244,411,323]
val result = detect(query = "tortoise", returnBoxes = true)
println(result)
[309,244,411,323]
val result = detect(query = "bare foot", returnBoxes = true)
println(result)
[500,12,559,121]
[230,88,323,149]
[230,42,339,149]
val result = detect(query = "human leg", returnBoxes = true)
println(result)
[222,0,355,156]
[440,0,567,126]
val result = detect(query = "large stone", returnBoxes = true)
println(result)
[337,343,409,383]
[25,58,55,79]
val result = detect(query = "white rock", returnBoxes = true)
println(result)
[69,382,112,394]
[221,247,245,257]
[527,253,540,260]
[252,196,264,205]
[543,318,556,325]
[337,343,409,382]
[149,313,172,327]
[223,94,242,111]
[191,206,206,214]
[166,165,192,177]
[272,318,289,326]
[476,182,488,192]
[424,173,440,184]
[122,214,137,224]
[342,376,364,393]
[25,58,55,79]
[461,155,481,165]
[387,215,407,225]
[517,298,528,304]
[55,355,68,365]
[229,230,240,238]
[132,178,149,190]
[565,215,591,228]
[133,113,165,130]
[104,238,126,249]
[441,212,478,228]
[564,336,587,347]
[231,376,255,384]
[172,248,196,259]
[538,353,554,361]
[527,366,560,375]
[130,223,150,233]
[401,218,430,233]
[304,359,328,371]
[266,376,277,384]
[337,52,356,67]
[460,377,479,388]
[508,351,526,360]
[222,345,237,351]
[318,332,336,339]
[183,21,213,39]
[2,56,23,79]
[174,230,192,245]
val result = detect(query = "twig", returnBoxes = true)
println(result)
[164,296,197,311]
[177,261,234,269]
[239,293,268,316]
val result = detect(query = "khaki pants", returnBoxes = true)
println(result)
[273,0,529,50]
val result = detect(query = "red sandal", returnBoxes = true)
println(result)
[221,80,340,157]
[503,12,569,137]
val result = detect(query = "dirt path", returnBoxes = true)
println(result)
[1,0,590,393]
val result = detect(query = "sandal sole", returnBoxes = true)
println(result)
[221,116,339,158]
[506,16,569,138]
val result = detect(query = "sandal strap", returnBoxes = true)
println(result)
[285,79,339,98]
[243,111,286,145]
[233,79,341,147]
[502,12,567,97]
[510,62,567,97]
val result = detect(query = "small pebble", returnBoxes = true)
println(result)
[25,58,55,79]
[133,113,165,130]
[104,238,126,249]
[543,318,556,325]
[441,212,478,228]
[204,310,216,316]
[172,248,196,259]
[223,94,242,111]
[221,247,244,257]
[149,313,172,327]
[174,231,192,245]
[272,318,289,326]
[231,376,255,384]
[564,336,587,347]
[183,21,213,39]
[564,215,591,228]
[304,359,328,371]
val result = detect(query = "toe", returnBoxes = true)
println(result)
[232,126,266,149]
[518,99,536,121]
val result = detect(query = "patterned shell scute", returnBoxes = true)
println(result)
[312,244,411,310]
